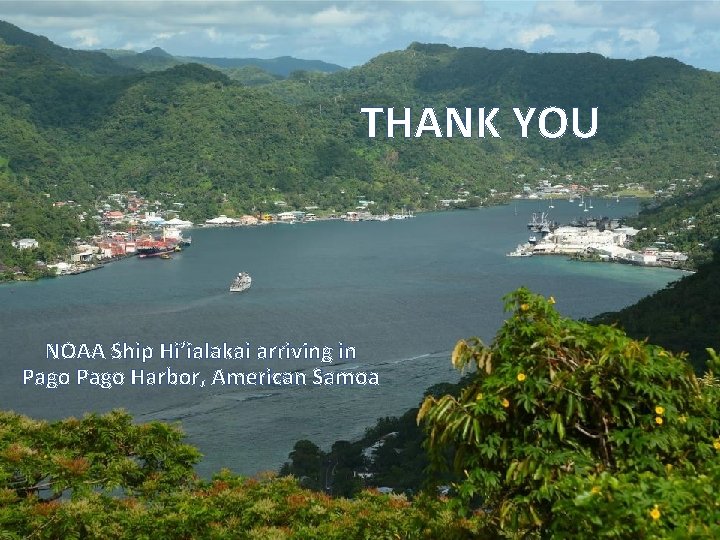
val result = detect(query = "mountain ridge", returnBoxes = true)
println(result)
[0,20,137,76]
[100,45,345,77]
[0,22,717,233]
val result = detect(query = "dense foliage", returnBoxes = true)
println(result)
[418,288,720,537]
[0,21,718,223]
[630,179,720,266]
[0,411,471,539]
[278,400,459,497]
[0,156,97,280]
[0,409,200,503]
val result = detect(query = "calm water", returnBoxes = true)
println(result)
[0,200,685,475]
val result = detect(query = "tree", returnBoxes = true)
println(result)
[0,409,200,502]
[279,439,325,491]
[418,288,720,537]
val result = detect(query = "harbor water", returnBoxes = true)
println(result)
[0,199,686,476]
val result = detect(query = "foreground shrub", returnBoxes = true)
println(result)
[418,288,720,538]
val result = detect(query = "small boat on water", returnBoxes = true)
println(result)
[230,272,252,292]
[160,253,172,260]
[507,244,533,257]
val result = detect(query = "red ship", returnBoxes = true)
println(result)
[136,238,178,258]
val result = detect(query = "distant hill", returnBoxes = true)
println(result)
[102,46,344,77]
[0,20,136,76]
[102,47,183,72]
[186,55,345,76]
[222,66,284,86]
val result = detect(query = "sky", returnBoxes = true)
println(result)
[0,1,718,71]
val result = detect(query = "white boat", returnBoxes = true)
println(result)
[230,272,252,292]
[507,244,533,257]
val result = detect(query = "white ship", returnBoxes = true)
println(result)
[230,272,252,292]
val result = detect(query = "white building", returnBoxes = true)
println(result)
[12,238,38,250]
[205,215,239,225]
[163,217,193,228]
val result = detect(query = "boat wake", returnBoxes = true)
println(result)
[138,391,279,422]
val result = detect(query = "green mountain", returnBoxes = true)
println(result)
[187,54,345,76]
[0,20,136,76]
[268,43,720,184]
[102,46,344,78]
[102,46,184,72]
[629,179,720,266]
[0,24,718,225]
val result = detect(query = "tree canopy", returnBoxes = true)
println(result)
[418,288,720,537]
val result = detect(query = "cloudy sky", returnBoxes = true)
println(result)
[0,1,718,70]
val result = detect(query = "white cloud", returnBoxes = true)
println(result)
[618,27,660,56]
[310,5,369,27]
[0,1,716,70]
[590,39,614,58]
[516,23,556,48]
[69,28,101,48]
[534,1,607,26]
[153,31,186,41]
[443,1,485,17]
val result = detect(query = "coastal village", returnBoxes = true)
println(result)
[4,191,418,277]
[3,171,703,277]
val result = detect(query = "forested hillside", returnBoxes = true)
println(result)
[593,251,720,371]
[0,23,718,222]
[629,180,720,266]
[0,20,136,76]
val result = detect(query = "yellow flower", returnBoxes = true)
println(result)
[520,303,530,312]
[501,398,510,408]
[678,415,687,424]
[591,486,601,494]
[517,372,526,382]
[713,439,720,451]
[548,296,556,304]
[476,393,484,401]
[655,406,665,415]
[655,416,663,425]
[649,505,661,521]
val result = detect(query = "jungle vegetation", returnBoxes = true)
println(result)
[0,21,718,224]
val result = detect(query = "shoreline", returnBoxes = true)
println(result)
[1,196,690,285]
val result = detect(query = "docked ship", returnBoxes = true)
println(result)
[162,226,192,246]
[230,272,252,292]
[136,238,177,258]
[136,227,190,258]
